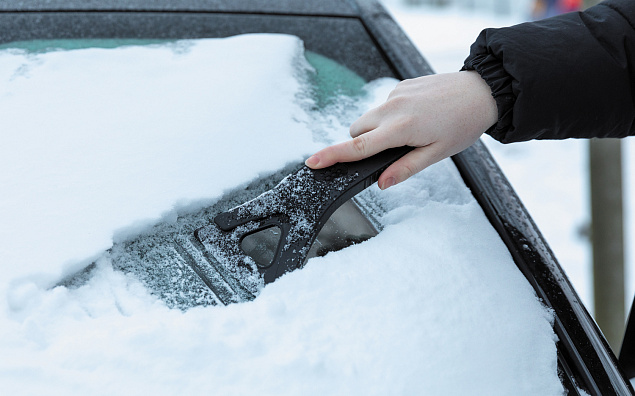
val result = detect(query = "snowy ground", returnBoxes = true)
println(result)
[380,0,635,319]
[0,34,564,394]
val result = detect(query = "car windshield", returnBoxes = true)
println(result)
[1,35,381,292]
[0,34,564,395]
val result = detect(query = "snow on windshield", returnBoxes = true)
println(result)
[0,35,564,395]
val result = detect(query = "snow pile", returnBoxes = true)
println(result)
[0,35,322,283]
[0,35,563,395]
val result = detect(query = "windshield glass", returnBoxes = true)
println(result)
[0,34,563,395]
[0,37,379,269]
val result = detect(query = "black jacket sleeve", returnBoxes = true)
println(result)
[462,0,635,143]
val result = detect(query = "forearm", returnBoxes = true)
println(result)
[463,0,635,143]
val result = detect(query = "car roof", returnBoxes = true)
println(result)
[0,0,359,15]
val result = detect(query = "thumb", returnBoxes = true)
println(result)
[376,145,442,189]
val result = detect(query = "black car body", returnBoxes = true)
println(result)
[1,1,632,394]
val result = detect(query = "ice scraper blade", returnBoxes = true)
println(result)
[194,146,412,285]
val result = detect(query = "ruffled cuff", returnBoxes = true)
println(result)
[462,52,515,142]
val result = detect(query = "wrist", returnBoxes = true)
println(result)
[462,70,498,131]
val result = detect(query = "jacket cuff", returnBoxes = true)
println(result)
[462,52,515,142]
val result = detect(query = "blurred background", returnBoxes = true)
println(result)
[378,0,633,351]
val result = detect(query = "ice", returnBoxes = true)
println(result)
[0,34,563,394]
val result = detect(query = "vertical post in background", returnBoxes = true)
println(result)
[590,138,625,352]
[582,0,626,352]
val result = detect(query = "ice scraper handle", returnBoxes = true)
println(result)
[309,145,413,189]
[215,145,413,232]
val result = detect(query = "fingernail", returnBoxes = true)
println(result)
[305,155,319,168]
[381,177,396,190]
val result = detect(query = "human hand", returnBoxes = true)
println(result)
[305,71,497,189]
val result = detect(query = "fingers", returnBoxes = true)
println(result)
[306,141,445,190]
[349,107,380,138]
[306,107,381,169]
[376,145,443,190]
[305,127,395,169]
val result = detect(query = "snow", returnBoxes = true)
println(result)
[0,34,563,394]
[0,35,320,282]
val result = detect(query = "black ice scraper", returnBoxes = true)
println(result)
[194,146,412,286]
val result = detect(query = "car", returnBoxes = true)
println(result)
[0,0,632,394]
